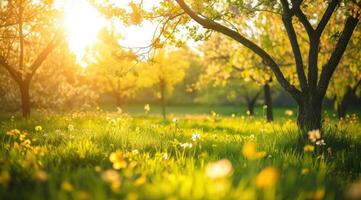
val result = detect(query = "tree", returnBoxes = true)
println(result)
[85,30,149,108]
[327,27,361,119]
[159,0,361,131]
[0,1,61,117]
[200,33,277,121]
[146,50,189,120]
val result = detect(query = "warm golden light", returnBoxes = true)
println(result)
[57,0,107,68]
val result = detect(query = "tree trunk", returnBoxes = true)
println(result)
[337,87,353,119]
[297,95,322,131]
[160,79,166,121]
[263,83,274,122]
[20,82,31,118]
[247,102,255,116]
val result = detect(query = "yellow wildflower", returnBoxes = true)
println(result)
[61,181,74,192]
[256,167,279,188]
[242,142,266,160]
[6,129,21,137]
[109,151,127,170]
[308,129,321,143]
[101,170,121,192]
[33,146,46,156]
[304,145,315,153]
[301,168,310,175]
[35,126,43,132]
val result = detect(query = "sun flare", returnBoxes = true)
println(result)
[57,0,107,68]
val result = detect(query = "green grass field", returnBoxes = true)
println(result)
[0,106,360,199]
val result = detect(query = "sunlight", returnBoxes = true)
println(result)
[56,0,107,68]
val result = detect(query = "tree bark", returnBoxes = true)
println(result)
[297,95,322,131]
[263,83,273,122]
[247,102,255,116]
[19,81,31,118]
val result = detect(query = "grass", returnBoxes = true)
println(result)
[0,107,360,199]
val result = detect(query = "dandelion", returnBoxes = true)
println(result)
[144,104,150,113]
[34,170,48,182]
[246,110,251,116]
[109,151,127,170]
[242,142,266,160]
[61,181,74,192]
[33,146,46,156]
[162,153,169,160]
[131,149,139,155]
[308,129,321,143]
[301,168,310,176]
[6,129,21,137]
[256,167,279,188]
[21,139,31,148]
[231,114,236,118]
[191,132,201,142]
[285,110,294,117]
[35,126,43,132]
[172,118,178,123]
[205,159,233,179]
[94,166,102,172]
[304,145,315,153]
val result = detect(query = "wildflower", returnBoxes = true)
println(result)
[316,139,326,146]
[231,114,236,118]
[35,126,43,132]
[101,170,121,192]
[285,110,294,117]
[34,170,48,182]
[61,181,74,192]
[116,107,122,113]
[308,129,321,143]
[172,118,178,123]
[131,149,139,155]
[301,168,310,175]
[242,142,266,160]
[304,145,315,153]
[21,139,31,148]
[19,133,27,141]
[205,159,233,179]
[0,170,10,187]
[144,104,150,113]
[109,151,127,170]
[33,146,46,156]
[246,110,251,116]
[180,143,193,149]
[94,166,102,172]
[6,129,21,137]
[68,124,74,131]
[162,153,169,160]
[256,167,279,188]
[191,132,201,142]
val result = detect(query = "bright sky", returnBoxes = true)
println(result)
[54,0,161,67]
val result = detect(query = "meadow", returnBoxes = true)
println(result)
[0,106,361,200]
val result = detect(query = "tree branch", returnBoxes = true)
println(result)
[25,33,62,82]
[318,16,359,98]
[281,0,308,92]
[0,56,22,84]
[175,0,302,101]
[315,0,340,36]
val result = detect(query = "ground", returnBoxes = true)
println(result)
[0,106,360,199]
